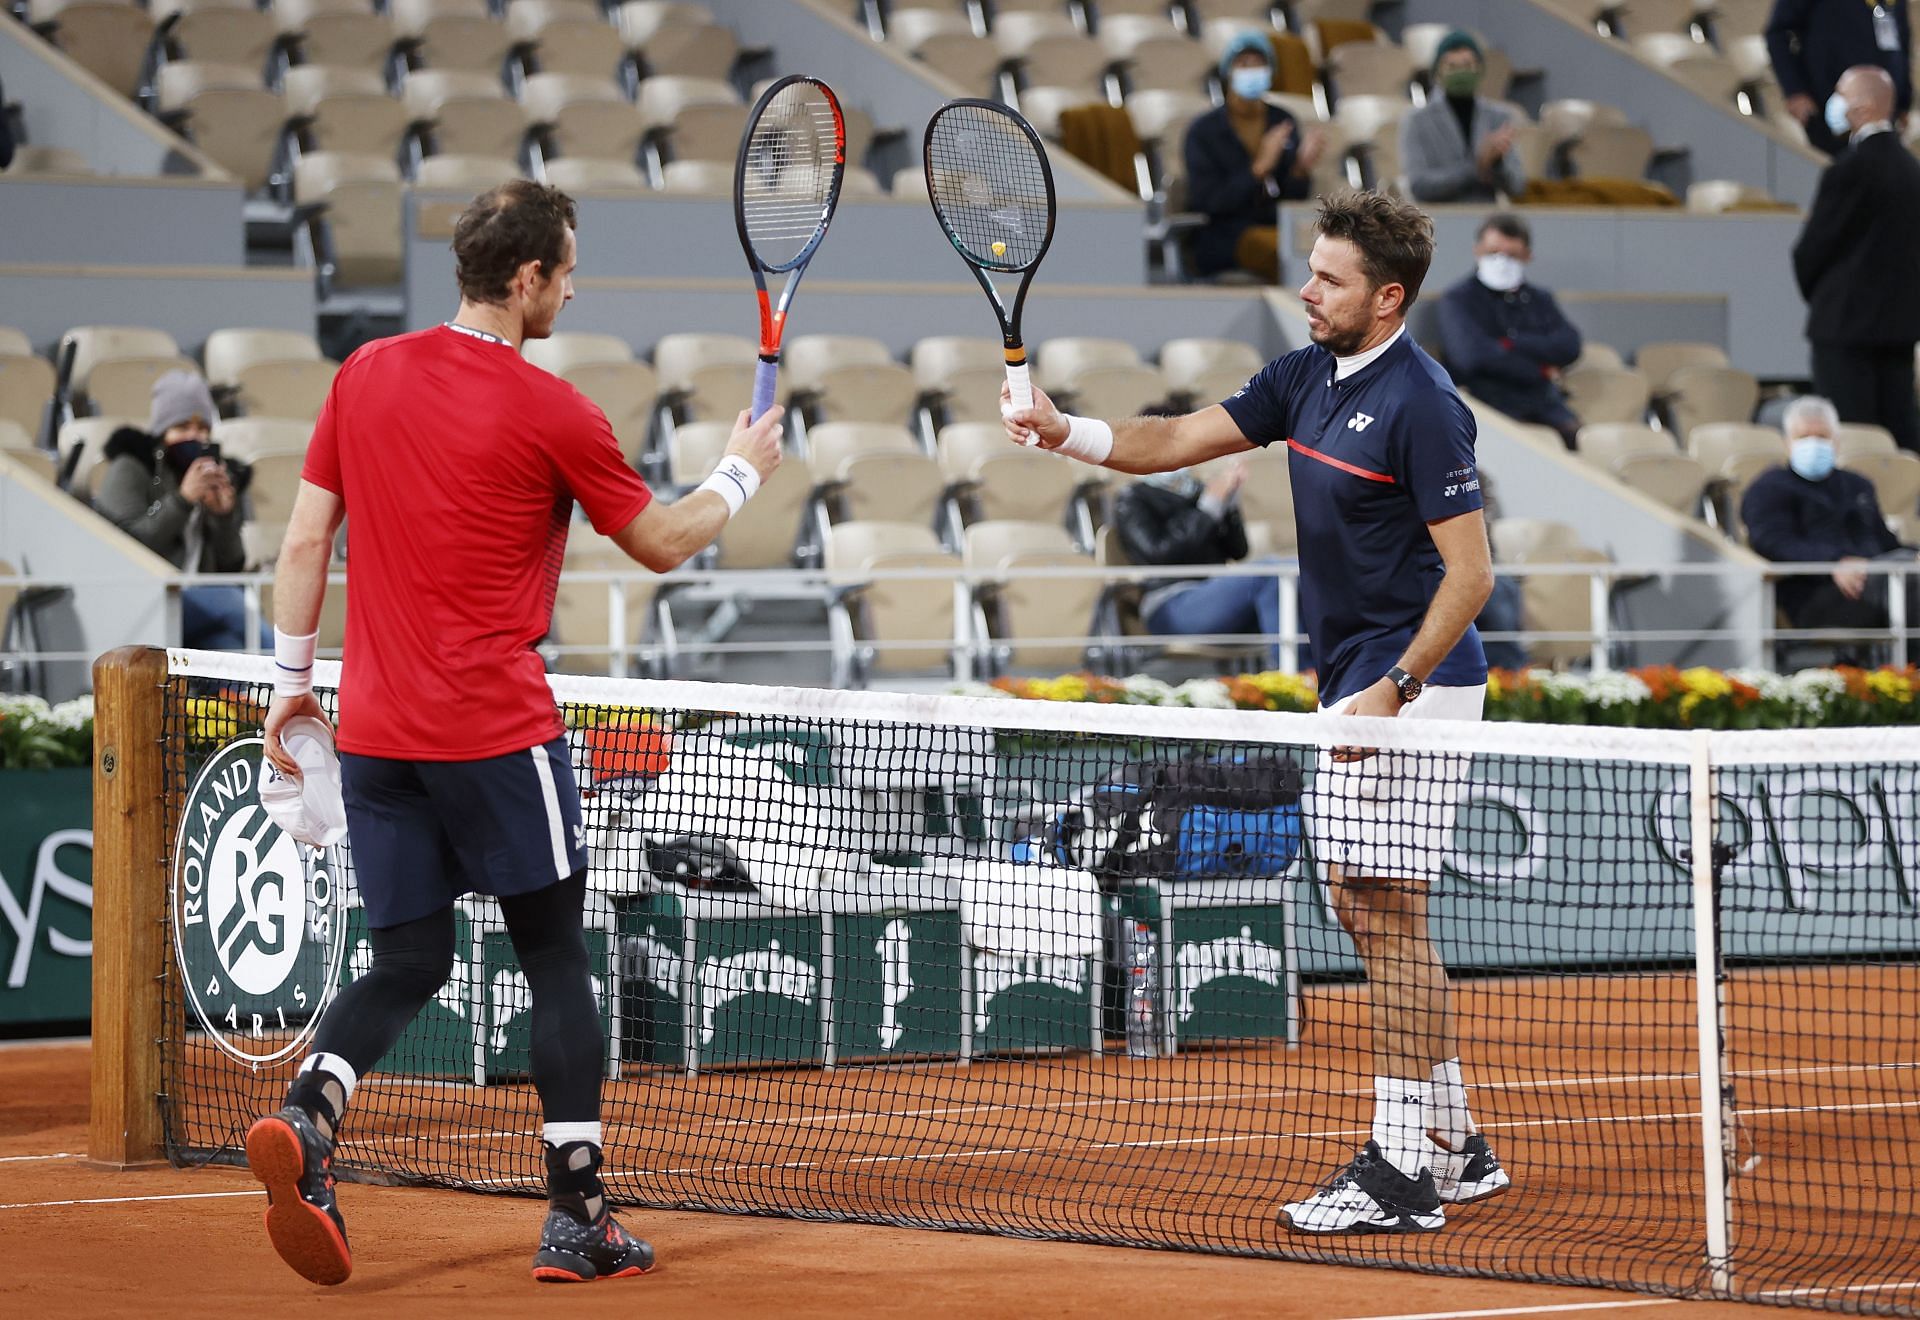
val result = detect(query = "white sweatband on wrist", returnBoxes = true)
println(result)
[697,454,761,518]
[1057,414,1114,465]
[273,627,318,698]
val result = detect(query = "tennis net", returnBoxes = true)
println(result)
[127,648,1920,1312]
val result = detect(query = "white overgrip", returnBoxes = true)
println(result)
[1004,359,1037,447]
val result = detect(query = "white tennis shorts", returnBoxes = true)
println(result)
[1308,683,1486,883]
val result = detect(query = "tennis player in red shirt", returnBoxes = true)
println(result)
[245,180,783,1286]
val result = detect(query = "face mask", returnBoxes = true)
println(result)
[1229,66,1271,100]
[1440,69,1482,98]
[1789,436,1836,481]
[1476,252,1525,292]
[1824,91,1853,137]
[163,439,208,478]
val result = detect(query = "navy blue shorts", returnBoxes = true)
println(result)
[340,737,589,929]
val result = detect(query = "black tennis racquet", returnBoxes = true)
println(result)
[923,98,1057,445]
[734,74,847,422]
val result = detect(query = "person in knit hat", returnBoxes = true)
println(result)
[1399,30,1527,203]
[93,368,259,649]
[1182,28,1328,280]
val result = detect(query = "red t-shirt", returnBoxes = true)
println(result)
[302,325,653,760]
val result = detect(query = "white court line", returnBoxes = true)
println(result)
[1338,1301,1679,1320]
[0,1190,264,1210]
[1756,1281,1920,1299]
[0,1152,77,1163]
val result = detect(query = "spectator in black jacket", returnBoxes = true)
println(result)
[1767,0,1910,156]
[1792,65,1920,453]
[1113,459,1283,661]
[1437,213,1584,447]
[0,73,14,171]
[1183,30,1328,282]
[1742,395,1916,646]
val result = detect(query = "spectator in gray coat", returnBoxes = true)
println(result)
[1399,31,1527,204]
[92,369,262,650]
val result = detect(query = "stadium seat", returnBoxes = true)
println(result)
[911,336,1007,427]
[1159,337,1263,406]
[1685,179,1789,212]
[1687,421,1784,535]
[1061,364,1171,418]
[1566,122,1654,178]
[57,325,183,406]
[283,66,411,158]
[1662,363,1758,439]
[1635,340,1729,394]
[1223,445,1293,530]
[656,157,732,191]
[242,449,309,561]
[618,4,737,80]
[1490,517,1611,667]
[1561,363,1652,425]
[1326,40,1418,103]
[1099,17,1213,95]
[823,520,961,686]
[962,520,1102,674]
[548,540,657,675]
[403,69,528,157]
[543,156,650,191]
[0,352,56,438]
[1035,337,1142,395]
[526,338,657,462]
[1126,86,1213,151]
[839,167,887,197]
[1834,422,1898,461]
[938,421,1081,527]
[522,72,647,162]
[1842,449,1920,522]
[784,336,918,426]
[994,14,1107,97]
[31,2,155,98]
[2,146,95,175]
[0,421,57,484]
[56,415,141,495]
[89,356,204,419]
[1335,93,1412,151]
[1576,422,1710,514]
[637,75,747,163]
[1713,0,1772,42]
[807,423,943,525]
[155,63,287,192]
[889,11,1001,96]
[1617,0,1701,39]
[392,0,514,73]
[652,331,754,417]
[155,0,279,68]
[275,0,398,73]
[213,416,311,461]
[1539,98,1630,146]
[508,0,629,82]
[666,420,809,569]
[1570,341,1627,371]
[294,152,405,288]
[1634,33,1743,105]
[413,153,527,189]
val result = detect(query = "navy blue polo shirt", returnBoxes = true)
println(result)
[1220,332,1487,705]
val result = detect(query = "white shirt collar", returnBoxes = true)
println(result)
[1332,324,1406,381]
[1852,120,1894,143]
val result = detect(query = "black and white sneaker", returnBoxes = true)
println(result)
[1434,1132,1511,1205]
[531,1205,656,1283]
[1278,1140,1445,1234]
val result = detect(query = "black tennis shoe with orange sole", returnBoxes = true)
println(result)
[531,1205,656,1283]
[245,1106,352,1286]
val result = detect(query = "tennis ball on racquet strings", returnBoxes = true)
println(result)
[991,241,1007,257]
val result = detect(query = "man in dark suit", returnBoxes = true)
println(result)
[1767,0,1911,155]
[1793,65,1920,453]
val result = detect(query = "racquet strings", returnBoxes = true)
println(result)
[925,103,1050,271]
[739,81,841,272]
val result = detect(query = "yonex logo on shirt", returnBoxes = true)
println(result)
[1347,412,1376,432]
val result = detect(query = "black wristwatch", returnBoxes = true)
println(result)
[1385,666,1423,705]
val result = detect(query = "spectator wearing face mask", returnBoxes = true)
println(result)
[1766,0,1910,157]
[1792,64,1920,454]
[1437,213,1583,448]
[1400,31,1526,204]
[1183,29,1329,282]
[1741,395,1917,649]
[93,369,263,651]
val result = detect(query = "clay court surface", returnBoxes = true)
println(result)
[0,1027,1877,1320]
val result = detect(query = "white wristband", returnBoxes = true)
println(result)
[1057,414,1114,465]
[273,627,318,698]
[697,454,761,518]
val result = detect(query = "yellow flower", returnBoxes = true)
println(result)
[1243,670,1317,703]
[1678,692,1704,722]
[1486,670,1504,701]
[1866,669,1914,703]
[1679,667,1733,699]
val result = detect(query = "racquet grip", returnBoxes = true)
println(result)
[750,357,779,423]
[1005,360,1037,448]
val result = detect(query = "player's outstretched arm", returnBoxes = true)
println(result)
[612,406,784,572]
[1001,382,1253,475]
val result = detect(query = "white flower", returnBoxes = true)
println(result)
[46,696,94,730]
[0,693,51,721]
[1120,675,1176,704]
[1172,678,1235,709]
[1581,672,1653,707]
[949,681,1014,700]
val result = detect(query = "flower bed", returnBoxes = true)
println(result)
[956,666,1920,729]
[0,694,95,769]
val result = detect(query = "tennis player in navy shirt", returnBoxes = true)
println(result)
[1003,189,1507,1234]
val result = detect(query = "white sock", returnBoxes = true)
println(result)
[1426,1057,1476,1152]
[299,1051,358,1101]
[1372,1076,1434,1178]
[542,1121,602,1148]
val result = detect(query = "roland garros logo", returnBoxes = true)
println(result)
[172,736,346,1064]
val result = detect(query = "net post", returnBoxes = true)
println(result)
[1688,729,1733,1295]
[87,645,171,1169]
